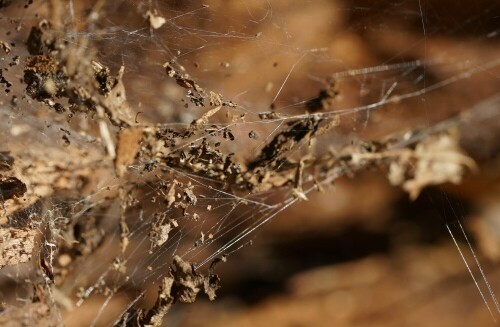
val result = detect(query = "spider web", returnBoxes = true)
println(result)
[0,0,499,326]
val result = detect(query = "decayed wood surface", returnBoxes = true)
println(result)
[0,227,36,268]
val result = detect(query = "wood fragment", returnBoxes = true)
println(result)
[192,106,221,129]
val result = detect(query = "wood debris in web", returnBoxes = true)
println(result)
[0,68,12,92]
[99,65,133,126]
[248,116,322,171]
[119,256,221,326]
[0,40,11,54]
[183,184,197,206]
[147,10,167,30]
[168,255,220,303]
[165,182,176,208]
[292,158,308,201]
[305,77,339,112]
[137,111,343,196]
[388,133,477,199]
[149,212,178,249]
[258,111,281,120]
[191,106,221,130]
[23,24,133,131]
[163,62,206,107]
[162,62,236,109]
[209,91,223,106]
